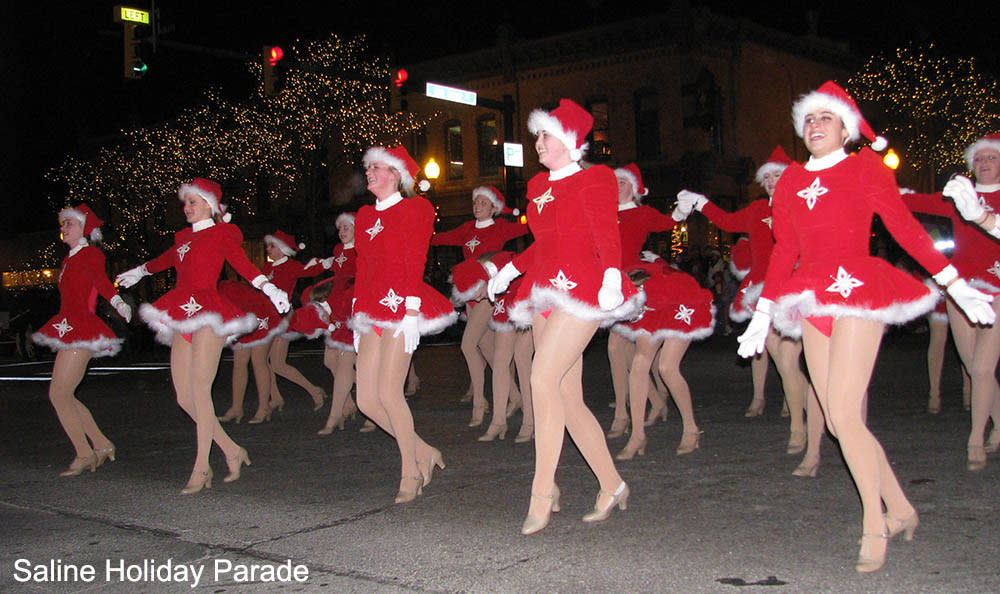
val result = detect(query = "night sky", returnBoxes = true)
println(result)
[2,1,996,237]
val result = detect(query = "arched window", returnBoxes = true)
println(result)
[444,119,464,180]
[477,116,500,176]
[634,88,660,160]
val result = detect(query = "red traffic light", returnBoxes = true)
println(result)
[267,46,284,66]
[394,68,408,87]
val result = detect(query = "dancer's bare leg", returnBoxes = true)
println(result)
[529,311,622,518]
[768,330,808,445]
[606,331,634,434]
[927,316,948,413]
[484,329,516,436]
[222,348,250,421]
[321,347,356,432]
[658,338,700,451]
[947,300,1000,465]
[248,343,271,417]
[620,335,660,456]
[513,330,535,439]
[746,346,769,416]
[50,349,110,458]
[801,319,914,561]
[269,336,325,408]
[462,300,493,425]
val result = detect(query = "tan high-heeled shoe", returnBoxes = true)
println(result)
[248,407,272,424]
[984,429,1000,454]
[885,511,918,541]
[792,460,819,477]
[744,399,765,417]
[582,481,628,523]
[94,443,116,467]
[311,390,328,412]
[468,406,487,428]
[478,424,508,442]
[521,485,560,535]
[927,395,941,414]
[644,404,668,427]
[514,424,534,443]
[342,399,358,420]
[224,447,251,483]
[418,448,445,487]
[855,531,889,573]
[404,376,421,396]
[359,419,376,432]
[60,454,97,477]
[967,445,987,471]
[180,467,213,494]
[616,436,647,461]
[395,475,423,504]
[506,398,523,419]
[786,431,806,455]
[606,417,629,438]
[218,408,244,423]
[676,430,703,455]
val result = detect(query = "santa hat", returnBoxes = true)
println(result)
[614,163,649,202]
[335,212,356,228]
[791,81,888,152]
[527,98,593,162]
[472,185,519,216]
[59,203,103,242]
[362,145,430,195]
[964,133,1000,171]
[754,145,794,184]
[178,177,232,222]
[265,230,305,257]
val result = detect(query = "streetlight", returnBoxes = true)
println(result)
[424,158,440,180]
[883,148,900,170]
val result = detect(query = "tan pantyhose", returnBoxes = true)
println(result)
[607,331,634,422]
[656,338,699,436]
[765,329,809,437]
[49,349,112,458]
[268,336,325,408]
[622,335,663,449]
[946,300,1000,452]
[171,328,240,478]
[800,318,914,548]
[225,343,271,419]
[461,299,494,417]
[322,347,356,429]
[485,328,534,433]
[355,330,435,484]
[528,310,623,518]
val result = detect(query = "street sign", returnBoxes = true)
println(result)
[425,82,477,106]
[503,143,523,167]
[114,6,150,24]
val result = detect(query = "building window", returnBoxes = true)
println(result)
[444,120,464,180]
[477,116,500,176]
[682,69,723,154]
[412,127,428,166]
[586,97,611,162]
[634,89,660,160]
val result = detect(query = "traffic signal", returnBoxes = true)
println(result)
[392,68,409,112]
[262,45,284,96]
[123,23,149,79]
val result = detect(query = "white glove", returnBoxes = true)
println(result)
[261,282,290,314]
[353,330,360,353]
[640,250,662,263]
[737,298,772,358]
[110,294,132,323]
[597,267,624,310]
[393,314,420,354]
[321,257,334,269]
[487,261,521,301]
[304,257,319,269]
[946,278,996,325]
[943,175,985,222]
[677,190,709,212]
[115,264,148,288]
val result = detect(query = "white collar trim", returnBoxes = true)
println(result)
[805,149,848,171]
[618,202,638,212]
[375,192,403,211]
[271,256,288,266]
[192,219,215,232]
[342,242,354,250]
[976,183,1000,193]
[68,240,87,257]
[548,162,582,181]
[475,218,495,229]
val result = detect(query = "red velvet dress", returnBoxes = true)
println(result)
[761,149,947,338]
[449,251,514,304]
[218,280,286,349]
[508,165,644,327]
[138,222,261,345]
[700,199,774,322]
[616,203,676,272]
[291,244,358,350]
[262,256,323,340]
[905,188,1000,294]
[612,262,715,342]
[433,217,528,308]
[350,195,458,335]
[33,245,124,357]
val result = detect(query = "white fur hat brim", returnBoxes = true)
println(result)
[363,147,413,193]
[264,234,302,257]
[472,186,503,212]
[614,168,648,201]
[335,213,355,228]
[965,138,1000,171]
[527,109,588,162]
[791,91,860,143]
[755,162,789,185]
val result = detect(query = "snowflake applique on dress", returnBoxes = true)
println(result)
[465,237,481,253]
[180,296,203,317]
[797,178,829,210]
[379,288,404,313]
[761,216,772,229]
[366,218,384,240]
[826,266,864,299]
[532,188,555,214]
[674,305,695,325]
[493,298,506,316]
[176,241,192,261]
[334,253,348,268]
[258,316,269,330]
[988,261,1000,280]
[52,318,73,338]
[549,270,577,292]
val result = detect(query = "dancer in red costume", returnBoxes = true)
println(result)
[737,82,994,572]
[34,204,131,476]
[676,147,816,460]
[487,99,644,534]
[606,163,676,438]
[351,145,457,503]
[612,262,713,460]
[117,178,290,494]
[432,186,527,425]
[903,133,1000,469]
[297,212,361,434]
[256,230,327,418]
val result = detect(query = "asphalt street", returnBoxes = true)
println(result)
[1,331,998,593]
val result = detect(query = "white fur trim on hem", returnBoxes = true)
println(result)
[31,332,123,358]
[139,303,258,345]
[507,285,645,328]
[231,316,290,349]
[348,310,458,336]
[740,283,764,311]
[769,289,939,338]
[970,278,1000,295]
[729,260,749,281]
[929,311,949,323]
[324,336,355,352]
[451,280,486,305]
[728,303,752,323]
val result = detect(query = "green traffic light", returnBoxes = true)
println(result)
[133,62,147,74]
